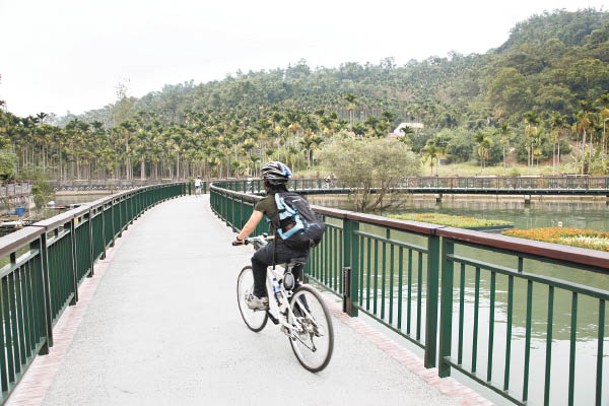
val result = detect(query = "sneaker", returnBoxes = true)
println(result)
[246,294,269,311]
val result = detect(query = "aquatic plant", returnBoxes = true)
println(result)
[389,213,513,229]
[504,227,609,252]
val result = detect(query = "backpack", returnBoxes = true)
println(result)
[274,192,325,249]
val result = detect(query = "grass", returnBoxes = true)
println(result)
[296,162,583,179]
[430,162,582,177]
[389,213,513,230]
[504,227,609,252]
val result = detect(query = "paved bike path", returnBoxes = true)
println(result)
[8,195,491,406]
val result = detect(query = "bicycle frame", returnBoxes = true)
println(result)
[236,234,334,372]
[264,265,300,334]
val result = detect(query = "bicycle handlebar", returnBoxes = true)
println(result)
[232,234,274,246]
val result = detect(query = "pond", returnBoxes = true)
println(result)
[308,194,609,405]
[308,194,609,232]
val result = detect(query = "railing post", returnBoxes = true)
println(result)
[342,218,359,317]
[438,238,454,377]
[87,208,95,277]
[110,201,116,247]
[33,233,53,353]
[424,234,440,368]
[69,218,79,305]
[100,206,107,260]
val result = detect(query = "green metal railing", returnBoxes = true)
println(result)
[437,228,609,406]
[210,181,609,406]
[0,183,186,403]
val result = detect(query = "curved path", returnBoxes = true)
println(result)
[7,195,492,406]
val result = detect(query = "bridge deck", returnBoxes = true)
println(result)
[7,195,489,406]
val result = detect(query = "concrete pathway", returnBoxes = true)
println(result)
[7,195,493,406]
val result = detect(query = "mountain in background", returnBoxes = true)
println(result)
[64,8,609,132]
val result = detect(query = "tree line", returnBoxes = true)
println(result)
[0,8,608,181]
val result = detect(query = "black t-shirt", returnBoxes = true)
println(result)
[254,194,282,243]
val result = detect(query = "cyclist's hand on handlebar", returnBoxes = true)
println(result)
[232,236,247,246]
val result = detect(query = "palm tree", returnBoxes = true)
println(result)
[523,111,540,172]
[475,131,493,171]
[597,94,609,160]
[399,124,415,146]
[548,112,567,174]
[495,123,512,169]
[345,93,357,128]
[576,101,594,174]
[422,140,441,175]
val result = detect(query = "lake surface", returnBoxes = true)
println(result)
[308,195,609,232]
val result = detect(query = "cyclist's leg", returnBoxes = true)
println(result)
[273,244,309,267]
[252,242,308,297]
[251,243,274,298]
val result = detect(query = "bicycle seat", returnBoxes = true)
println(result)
[288,257,307,267]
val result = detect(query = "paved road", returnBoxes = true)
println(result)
[8,195,491,406]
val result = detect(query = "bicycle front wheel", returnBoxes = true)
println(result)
[288,285,334,372]
[236,266,268,332]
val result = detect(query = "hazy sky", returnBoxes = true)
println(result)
[0,0,606,118]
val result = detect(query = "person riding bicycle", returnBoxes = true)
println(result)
[232,161,308,311]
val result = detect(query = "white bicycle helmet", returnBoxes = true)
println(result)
[261,161,292,185]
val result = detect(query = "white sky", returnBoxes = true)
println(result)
[0,0,606,118]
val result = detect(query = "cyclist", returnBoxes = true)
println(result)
[232,161,308,310]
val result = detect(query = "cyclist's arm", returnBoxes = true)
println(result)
[235,210,264,242]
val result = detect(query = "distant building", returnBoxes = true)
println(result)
[391,122,424,137]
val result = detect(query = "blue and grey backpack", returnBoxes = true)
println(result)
[274,192,325,249]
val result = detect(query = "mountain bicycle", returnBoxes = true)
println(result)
[234,235,334,372]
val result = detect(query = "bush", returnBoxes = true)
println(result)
[319,137,420,211]
[18,164,55,208]
[0,149,17,180]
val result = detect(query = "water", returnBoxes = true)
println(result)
[54,193,110,206]
[26,193,111,223]
[309,194,609,405]
[309,195,609,232]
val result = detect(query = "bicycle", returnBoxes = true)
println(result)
[234,235,334,372]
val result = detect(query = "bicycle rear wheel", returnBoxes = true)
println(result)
[288,285,334,372]
[236,266,268,332]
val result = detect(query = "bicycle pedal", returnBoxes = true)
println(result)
[267,312,279,325]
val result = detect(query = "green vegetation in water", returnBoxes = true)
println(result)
[504,227,609,252]
[389,213,513,229]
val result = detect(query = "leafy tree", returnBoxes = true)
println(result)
[0,150,17,180]
[488,67,530,119]
[319,137,420,211]
[442,128,476,163]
